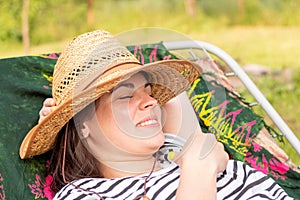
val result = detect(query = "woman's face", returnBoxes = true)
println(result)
[86,72,165,157]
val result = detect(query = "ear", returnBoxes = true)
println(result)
[80,122,90,139]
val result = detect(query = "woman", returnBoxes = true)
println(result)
[20,30,292,199]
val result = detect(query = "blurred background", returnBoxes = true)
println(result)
[0,0,299,163]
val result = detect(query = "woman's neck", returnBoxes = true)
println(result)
[99,154,161,178]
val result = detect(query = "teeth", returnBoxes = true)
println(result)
[137,119,158,127]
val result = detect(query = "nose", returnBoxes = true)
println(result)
[139,92,158,110]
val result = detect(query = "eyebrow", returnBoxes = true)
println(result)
[114,83,134,91]
[113,82,152,91]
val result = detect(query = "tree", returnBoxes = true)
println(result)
[87,0,94,28]
[238,0,245,17]
[184,0,196,17]
[22,0,30,54]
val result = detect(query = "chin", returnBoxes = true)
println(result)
[147,131,165,151]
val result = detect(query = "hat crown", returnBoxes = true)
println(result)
[52,30,139,105]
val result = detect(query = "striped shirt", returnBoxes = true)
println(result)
[54,160,293,200]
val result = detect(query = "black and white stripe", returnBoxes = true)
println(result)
[216,160,292,199]
[54,134,293,199]
[54,160,293,200]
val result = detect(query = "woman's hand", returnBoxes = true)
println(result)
[180,129,229,174]
[176,127,229,200]
[38,98,56,123]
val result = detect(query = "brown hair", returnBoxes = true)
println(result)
[48,118,102,193]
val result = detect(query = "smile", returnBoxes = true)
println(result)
[136,119,159,127]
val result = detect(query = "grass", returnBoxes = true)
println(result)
[1,26,299,165]
[187,26,300,69]
[3,26,300,69]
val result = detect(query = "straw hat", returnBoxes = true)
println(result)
[19,30,202,159]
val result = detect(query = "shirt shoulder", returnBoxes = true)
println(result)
[54,163,180,200]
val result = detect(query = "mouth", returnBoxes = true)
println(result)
[136,118,160,127]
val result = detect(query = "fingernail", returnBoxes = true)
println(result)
[51,107,56,112]
[50,100,54,106]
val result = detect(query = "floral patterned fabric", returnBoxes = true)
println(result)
[0,43,299,199]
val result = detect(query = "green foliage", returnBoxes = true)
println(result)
[28,0,87,44]
[0,0,22,42]
[198,0,300,26]
[0,0,87,45]
[1,0,300,46]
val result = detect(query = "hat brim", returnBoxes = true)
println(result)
[19,60,201,159]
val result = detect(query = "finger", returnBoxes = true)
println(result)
[38,106,56,124]
[43,106,57,116]
[43,98,52,106]
[43,98,56,107]
[38,108,50,123]
[42,107,52,116]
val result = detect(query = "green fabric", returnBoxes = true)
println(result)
[186,75,300,198]
[0,56,55,199]
[0,43,299,199]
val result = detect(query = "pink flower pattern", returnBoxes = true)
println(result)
[44,175,54,200]
[133,45,145,64]
[253,142,262,152]
[28,160,54,200]
[163,55,171,60]
[0,173,6,200]
[149,45,158,63]
[245,143,289,180]
[28,174,45,198]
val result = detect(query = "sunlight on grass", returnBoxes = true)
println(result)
[0,40,68,58]
[188,26,300,69]
[3,26,300,70]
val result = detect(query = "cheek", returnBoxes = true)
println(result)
[112,99,136,121]
[114,100,136,116]
[96,101,115,132]
[97,100,136,137]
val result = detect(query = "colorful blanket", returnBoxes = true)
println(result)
[0,43,299,199]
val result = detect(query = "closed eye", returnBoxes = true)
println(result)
[118,95,133,100]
